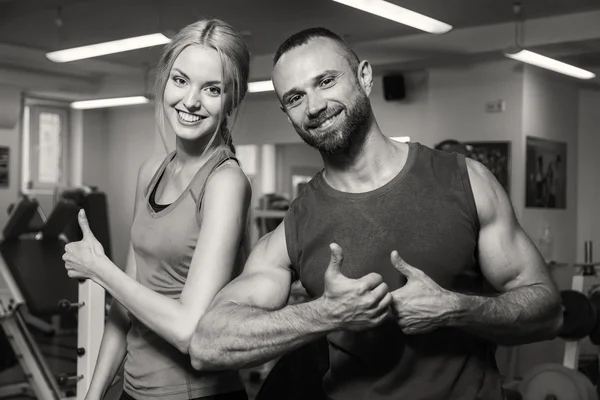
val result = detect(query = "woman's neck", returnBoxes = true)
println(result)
[173,133,225,170]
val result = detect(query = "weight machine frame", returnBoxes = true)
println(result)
[0,198,106,400]
[0,254,105,400]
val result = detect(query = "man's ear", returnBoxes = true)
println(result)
[357,60,373,96]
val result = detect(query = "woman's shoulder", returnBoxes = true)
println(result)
[205,158,251,198]
[211,159,250,186]
[136,152,172,190]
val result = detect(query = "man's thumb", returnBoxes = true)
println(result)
[390,250,415,279]
[326,243,344,275]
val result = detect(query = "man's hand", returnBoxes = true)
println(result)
[63,209,108,280]
[389,251,457,335]
[319,243,393,331]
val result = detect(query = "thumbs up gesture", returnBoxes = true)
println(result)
[319,243,393,331]
[63,209,107,280]
[389,251,457,335]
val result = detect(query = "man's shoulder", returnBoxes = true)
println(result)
[286,173,323,215]
[463,157,513,225]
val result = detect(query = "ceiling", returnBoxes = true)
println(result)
[1,0,600,67]
[1,0,600,99]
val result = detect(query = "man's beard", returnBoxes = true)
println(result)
[293,93,371,155]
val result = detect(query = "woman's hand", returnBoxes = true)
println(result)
[63,209,108,280]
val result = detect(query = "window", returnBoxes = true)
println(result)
[21,99,71,193]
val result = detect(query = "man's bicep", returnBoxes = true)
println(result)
[212,221,294,310]
[468,159,551,293]
[478,220,551,293]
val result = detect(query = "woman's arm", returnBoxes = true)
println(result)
[84,245,136,400]
[84,154,159,400]
[65,163,252,354]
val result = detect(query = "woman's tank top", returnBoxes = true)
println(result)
[124,147,245,400]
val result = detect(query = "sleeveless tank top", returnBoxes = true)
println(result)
[125,147,245,400]
[284,142,503,400]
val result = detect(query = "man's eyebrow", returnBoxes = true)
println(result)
[282,70,340,102]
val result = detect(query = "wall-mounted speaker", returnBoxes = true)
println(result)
[383,74,406,101]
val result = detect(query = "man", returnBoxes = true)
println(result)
[190,28,563,400]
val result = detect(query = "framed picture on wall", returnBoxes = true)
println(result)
[0,146,8,188]
[464,141,511,195]
[525,136,567,209]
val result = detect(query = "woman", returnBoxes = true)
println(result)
[63,18,252,400]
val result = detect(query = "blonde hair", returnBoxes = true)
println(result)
[154,18,250,155]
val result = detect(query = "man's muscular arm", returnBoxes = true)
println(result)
[446,158,563,345]
[189,222,392,371]
[190,223,332,370]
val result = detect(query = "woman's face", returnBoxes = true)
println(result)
[163,45,230,141]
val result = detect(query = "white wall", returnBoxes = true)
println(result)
[577,89,600,264]
[104,104,160,267]
[81,109,109,190]
[427,61,525,204]
[234,93,296,145]
[520,66,579,264]
[369,70,430,142]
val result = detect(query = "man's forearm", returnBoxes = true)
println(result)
[446,284,562,345]
[190,298,336,370]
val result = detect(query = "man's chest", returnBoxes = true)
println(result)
[293,203,479,298]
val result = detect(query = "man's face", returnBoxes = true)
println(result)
[272,38,372,155]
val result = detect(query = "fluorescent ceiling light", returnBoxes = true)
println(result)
[46,33,171,63]
[248,80,274,93]
[71,96,150,110]
[331,0,452,34]
[390,136,411,142]
[505,49,596,80]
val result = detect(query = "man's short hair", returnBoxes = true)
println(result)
[273,27,360,71]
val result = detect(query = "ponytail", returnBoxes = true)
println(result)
[221,124,236,154]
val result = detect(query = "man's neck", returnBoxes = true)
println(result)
[321,123,410,193]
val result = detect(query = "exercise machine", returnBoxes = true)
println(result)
[0,191,108,399]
